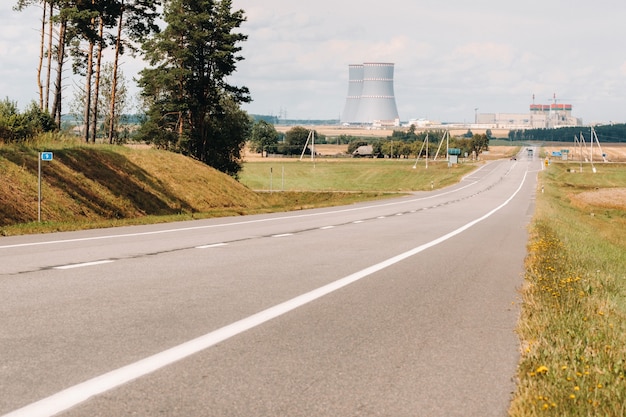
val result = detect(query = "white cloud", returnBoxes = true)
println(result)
[3,1,626,123]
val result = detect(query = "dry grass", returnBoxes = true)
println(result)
[571,188,626,210]
[542,143,626,162]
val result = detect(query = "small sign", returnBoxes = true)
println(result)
[41,152,53,161]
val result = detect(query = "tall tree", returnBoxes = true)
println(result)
[138,0,250,175]
[100,62,129,142]
[13,0,55,111]
[107,0,161,143]
[50,8,67,126]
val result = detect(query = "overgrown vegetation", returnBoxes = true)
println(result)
[510,162,626,416]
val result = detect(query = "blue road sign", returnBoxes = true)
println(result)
[41,152,53,161]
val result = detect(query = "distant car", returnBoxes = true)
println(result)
[510,156,517,160]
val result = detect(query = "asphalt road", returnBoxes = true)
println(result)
[1,151,541,417]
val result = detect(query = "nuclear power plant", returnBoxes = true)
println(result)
[476,99,582,129]
[341,63,400,126]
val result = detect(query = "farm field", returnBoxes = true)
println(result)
[541,143,626,162]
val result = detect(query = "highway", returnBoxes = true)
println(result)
[1,151,540,416]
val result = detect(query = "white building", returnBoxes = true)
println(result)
[476,102,582,129]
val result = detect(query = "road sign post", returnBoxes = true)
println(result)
[38,152,53,222]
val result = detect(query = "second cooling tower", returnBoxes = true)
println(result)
[341,62,399,125]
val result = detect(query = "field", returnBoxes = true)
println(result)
[542,143,626,163]
[239,158,477,192]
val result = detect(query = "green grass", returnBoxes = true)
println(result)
[239,158,476,192]
[510,162,626,416]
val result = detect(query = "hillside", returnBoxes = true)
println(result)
[0,144,392,236]
[0,145,270,232]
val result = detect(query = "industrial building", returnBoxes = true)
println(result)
[341,62,400,126]
[476,101,582,129]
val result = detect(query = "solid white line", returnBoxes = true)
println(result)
[195,243,228,249]
[53,260,114,270]
[1,169,528,417]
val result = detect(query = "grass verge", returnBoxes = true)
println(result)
[509,162,626,416]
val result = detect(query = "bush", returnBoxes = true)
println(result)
[0,99,57,142]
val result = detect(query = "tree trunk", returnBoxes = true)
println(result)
[108,1,124,144]
[83,37,94,142]
[44,1,54,112]
[51,17,67,128]
[92,16,104,142]
[37,3,46,110]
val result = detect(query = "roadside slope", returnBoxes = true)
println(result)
[0,145,266,229]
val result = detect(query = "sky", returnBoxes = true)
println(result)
[2,0,626,124]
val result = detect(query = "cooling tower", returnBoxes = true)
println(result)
[341,62,399,124]
[340,64,363,123]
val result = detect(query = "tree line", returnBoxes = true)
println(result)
[247,124,490,159]
[508,124,626,143]
[14,0,161,144]
[10,0,252,177]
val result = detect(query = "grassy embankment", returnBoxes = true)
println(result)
[510,162,626,416]
[0,141,476,235]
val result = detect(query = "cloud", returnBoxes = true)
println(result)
[4,1,626,122]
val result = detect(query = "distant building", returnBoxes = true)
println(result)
[476,102,582,129]
[341,63,400,126]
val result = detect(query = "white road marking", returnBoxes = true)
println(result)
[2,170,528,417]
[271,233,293,238]
[195,243,228,249]
[352,220,365,224]
[319,226,335,230]
[53,260,114,270]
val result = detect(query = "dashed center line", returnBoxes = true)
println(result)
[53,260,114,270]
[271,233,294,238]
[5,169,529,417]
[195,243,228,249]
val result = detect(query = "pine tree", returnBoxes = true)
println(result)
[138,0,250,175]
